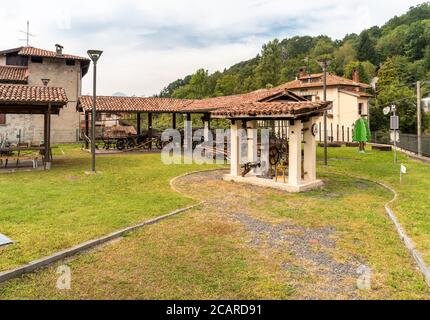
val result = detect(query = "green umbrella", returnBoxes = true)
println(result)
[353,118,370,142]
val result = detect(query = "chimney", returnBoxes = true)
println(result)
[55,44,64,56]
[352,69,360,83]
[299,67,307,78]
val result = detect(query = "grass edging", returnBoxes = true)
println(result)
[0,203,201,284]
[377,181,430,287]
[326,171,430,287]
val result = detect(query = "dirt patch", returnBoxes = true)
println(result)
[173,170,365,299]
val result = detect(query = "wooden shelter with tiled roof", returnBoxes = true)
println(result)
[0,83,68,169]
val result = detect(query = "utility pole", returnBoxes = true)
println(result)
[417,81,422,157]
[318,58,332,166]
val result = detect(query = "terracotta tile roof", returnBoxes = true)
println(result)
[278,73,372,90]
[78,88,302,113]
[0,66,28,84]
[185,88,287,111]
[0,84,68,104]
[339,89,373,98]
[211,101,331,118]
[79,95,194,113]
[18,46,90,61]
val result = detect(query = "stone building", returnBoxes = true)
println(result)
[0,45,90,143]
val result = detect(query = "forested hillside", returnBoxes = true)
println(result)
[157,2,430,133]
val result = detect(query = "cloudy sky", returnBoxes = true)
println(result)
[0,0,424,96]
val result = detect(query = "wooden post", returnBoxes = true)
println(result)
[172,113,177,129]
[347,127,350,142]
[148,113,153,149]
[342,126,345,142]
[136,113,141,135]
[85,112,89,149]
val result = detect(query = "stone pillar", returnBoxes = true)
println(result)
[288,119,302,186]
[230,120,242,177]
[247,120,258,174]
[303,118,317,182]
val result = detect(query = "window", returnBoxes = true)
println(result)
[31,56,43,63]
[0,114,6,125]
[66,59,76,66]
[6,54,28,66]
[358,103,364,115]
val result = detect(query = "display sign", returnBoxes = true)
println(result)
[390,116,399,130]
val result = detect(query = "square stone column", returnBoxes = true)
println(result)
[247,120,258,174]
[288,119,302,186]
[230,120,242,177]
[303,118,317,182]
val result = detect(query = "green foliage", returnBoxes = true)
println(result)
[254,39,283,87]
[356,30,379,64]
[344,60,376,84]
[215,74,240,96]
[162,3,430,134]
[371,57,417,133]
[333,40,356,75]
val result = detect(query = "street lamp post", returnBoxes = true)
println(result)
[87,50,103,173]
[317,58,332,166]
[41,79,51,169]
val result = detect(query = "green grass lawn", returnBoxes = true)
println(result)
[0,144,430,300]
[320,146,430,266]
[0,146,221,271]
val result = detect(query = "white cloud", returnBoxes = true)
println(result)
[0,0,425,96]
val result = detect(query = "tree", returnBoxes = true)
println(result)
[333,40,357,75]
[377,25,409,60]
[214,75,240,96]
[172,69,212,99]
[254,39,283,87]
[158,76,191,98]
[311,38,335,60]
[370,57,417,133]
[356,30,378,64]
[343,61,376,84]
[405,20,430,60]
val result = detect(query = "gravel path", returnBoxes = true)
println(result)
[173,170,365,299]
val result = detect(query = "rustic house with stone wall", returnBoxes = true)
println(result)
[0,45,90,143]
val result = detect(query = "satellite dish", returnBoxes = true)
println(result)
[383,107,391,115]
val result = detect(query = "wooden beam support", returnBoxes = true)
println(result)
[148,112,153,149]
[136,113,141,135]
[172,113,177,129]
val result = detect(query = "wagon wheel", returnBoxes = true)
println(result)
[127,139,136,149]
[155,139,167,150]
[116,139,126,151]
[269,146,280,166]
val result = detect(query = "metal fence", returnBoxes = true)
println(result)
[371,131,430,157]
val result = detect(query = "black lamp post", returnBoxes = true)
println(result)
[41,78,51,169]
[317,58,332,167]
[87,50,103,173]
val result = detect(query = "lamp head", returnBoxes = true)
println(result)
[41,78,50,86]
[87,50,103,63]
